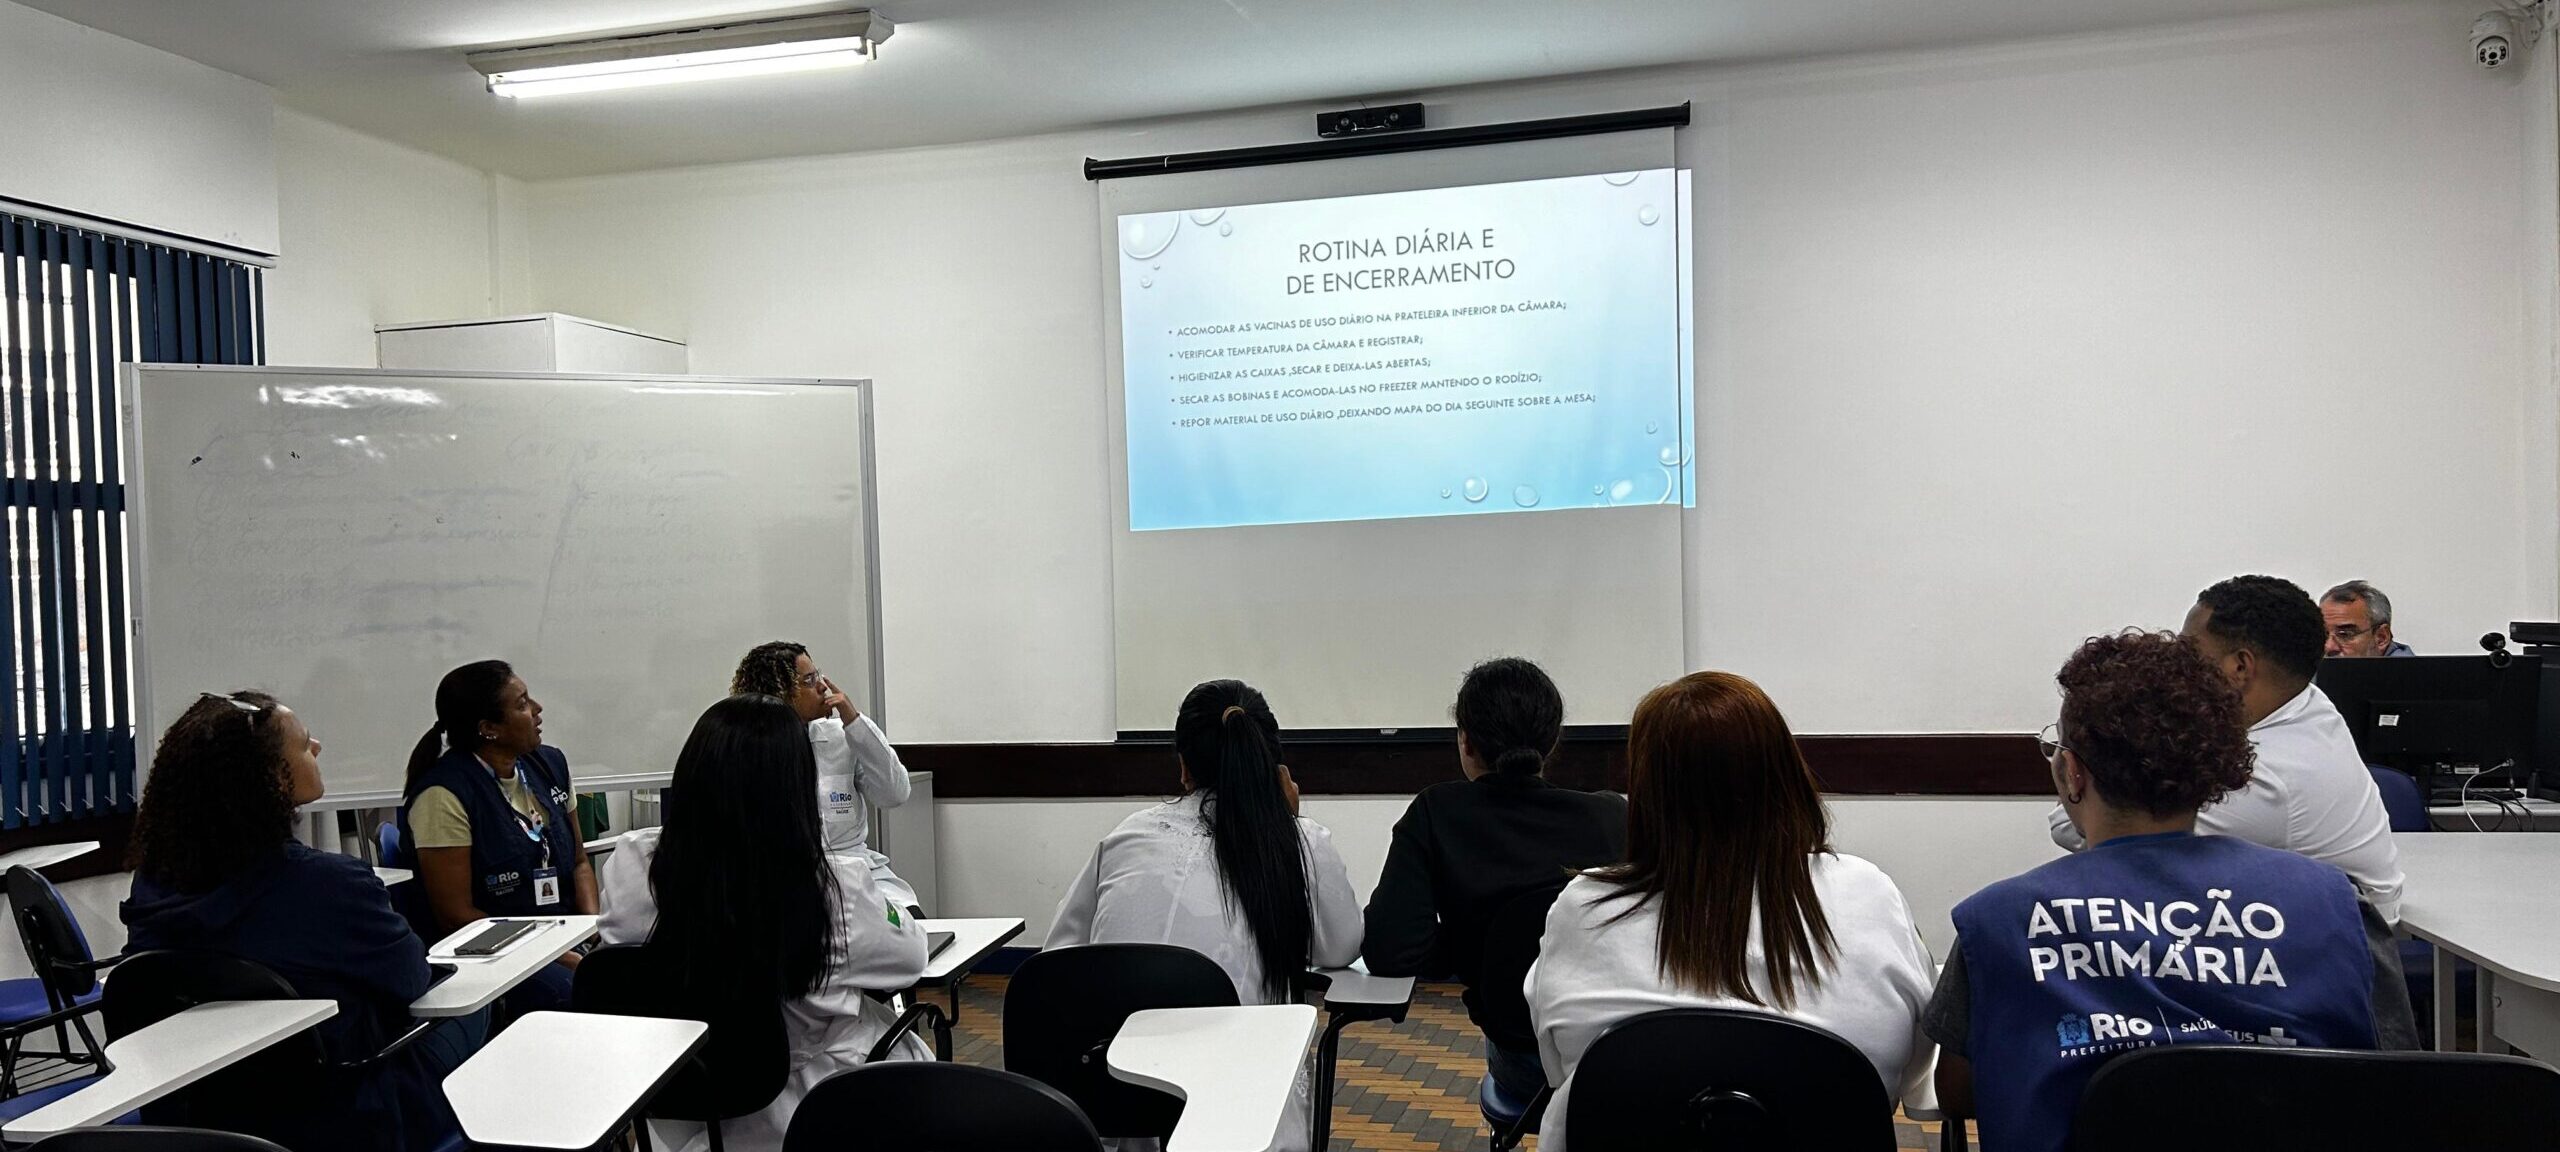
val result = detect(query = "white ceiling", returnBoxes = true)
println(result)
[21,0,2347,180]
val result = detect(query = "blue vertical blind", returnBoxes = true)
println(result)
[0,212,263,826]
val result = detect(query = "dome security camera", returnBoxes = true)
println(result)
[2475,10,2520,67]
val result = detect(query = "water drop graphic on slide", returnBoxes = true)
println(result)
[1512,485,1540,508]
[1462,477,1489,503]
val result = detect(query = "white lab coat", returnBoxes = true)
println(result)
[1525,854,1936,1152]
[811,713,919,911]
[2048,683,2404,922]
[1046,792,1364,1152]
[598,827,932,1152]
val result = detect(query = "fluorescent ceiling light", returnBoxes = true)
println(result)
[468,10,893,99]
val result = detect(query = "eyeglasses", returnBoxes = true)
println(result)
[2330,625,2374,643]
[2038,722,2070,761]
[796,669,826,688]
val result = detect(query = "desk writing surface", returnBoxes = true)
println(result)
[915,917,1024,984]
[445,1011,706,1150]
[412,915,599,1018]
[1109,1004,1318,1152]
[2396,834,2560,992]
[1,999,337,1139]
[0,842,100,873]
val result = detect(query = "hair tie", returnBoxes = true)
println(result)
[1221,705,1247,723]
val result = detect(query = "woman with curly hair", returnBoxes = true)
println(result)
[121,692,480,1152]
[732,641,916,910]
[1927,631,2394,1152]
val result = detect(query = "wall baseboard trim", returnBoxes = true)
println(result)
[905,732,2046,798]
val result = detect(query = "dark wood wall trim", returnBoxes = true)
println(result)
[907,732,2048,799]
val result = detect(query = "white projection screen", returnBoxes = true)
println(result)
[1100,130,1690,732]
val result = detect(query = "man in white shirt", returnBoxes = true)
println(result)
[2048,574,2404,921]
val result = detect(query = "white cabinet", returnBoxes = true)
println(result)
[375,313,687,375]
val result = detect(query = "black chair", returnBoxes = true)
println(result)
[1002,944,1239,1141]
[26,1128,294,1151]
[99,950,441,1143]
[782,1062,1103,1152]
[2071,1045,2560,1151]
[1559,1008,1897,1151]
[1476,882,1567,1151]
[4,866,113,1090]
[571,943,790,1152]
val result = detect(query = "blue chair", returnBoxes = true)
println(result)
[375,822,403,868]
[2371,764,2469,1042]
[3,866,111,1095]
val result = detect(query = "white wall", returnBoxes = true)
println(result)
[263,109,506,366]
[508,2,2554,930]
[0,0,276,254]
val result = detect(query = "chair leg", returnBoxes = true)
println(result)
[1938,1116,1969,1152]
[1313,1012,1354,1151]
[706,1119,722,1152]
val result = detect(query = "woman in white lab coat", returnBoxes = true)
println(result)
[1524,672,1934,1152]
[598,693,930,1152]
[731,640,919,911]
[1047,679,1364,1152]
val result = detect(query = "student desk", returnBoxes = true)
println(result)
[443,1010,706,1150]
[0,843,99,874]
[0,999,338,1142]
[1108,1004,1320,1152]
[1302,967,1415,1150]
[909,916,1023,1059]
[372,866,413,886]
[411,915,599,1018]
[2398,834,2560,1056]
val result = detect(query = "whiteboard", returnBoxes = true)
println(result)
[124,365,882,806]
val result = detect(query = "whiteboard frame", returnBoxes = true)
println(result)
[121,363,887,812]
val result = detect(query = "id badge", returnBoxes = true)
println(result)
[532,868,562,907]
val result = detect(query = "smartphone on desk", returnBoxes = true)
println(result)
[450,920,540,957]
[927,931,957,960]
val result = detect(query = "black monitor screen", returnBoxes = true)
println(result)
[2313,655,2539,786]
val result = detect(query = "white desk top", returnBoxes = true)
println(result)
[916,917,1024,985]
[373,866,412,886]
[2397,834,2560,993]
[444,1010,705,1150]
[1307,968,1415,1008]
[1,999,337,1139]
[1902,1045,1943,1121]
[1109,1004,1318,1152]
[411,915,599,1018]
[0,841,100,873]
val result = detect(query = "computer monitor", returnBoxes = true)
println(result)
[2314,655,2541,799]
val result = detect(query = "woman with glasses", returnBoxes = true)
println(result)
[398,659,596,1013]
[123,692,482,1152]
[731,641,916,912]
[1524,671,1934,1152]
[1926,631,2393,1152]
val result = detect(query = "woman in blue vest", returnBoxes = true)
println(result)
[398,659,597,1012]
[1924,631,2399,1152]
[123,691,481,1152]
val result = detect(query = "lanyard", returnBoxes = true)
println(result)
[498,768,554,870]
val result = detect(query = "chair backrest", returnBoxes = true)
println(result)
[1561,1008,1897,1151]
[783,1062,1104,1152]
[1471,881,1568,1051]
[27,1127,295,1151]
[570,943,789,1125]
[98,951,327,1135]
[2072,1045,2560,1151]
[375,822,404,869]
[8,865,99,1003]
[2368,764,2428,832]
[1003,943,1240,1139]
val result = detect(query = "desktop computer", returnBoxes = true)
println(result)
[2315,654,2542,803]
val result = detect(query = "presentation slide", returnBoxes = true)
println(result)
[1117,169,1691,532]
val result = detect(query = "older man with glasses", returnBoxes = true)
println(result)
[2322,580,2415,658]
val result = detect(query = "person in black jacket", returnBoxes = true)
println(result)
[1362,657,1626,1132]
[123,691,483,1152]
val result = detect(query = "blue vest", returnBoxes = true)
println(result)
[1950,832,2376,1152]
[397,745,578,919]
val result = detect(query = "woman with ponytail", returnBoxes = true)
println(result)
[1361,657,1627,1130]
[1046,680,1361,1152]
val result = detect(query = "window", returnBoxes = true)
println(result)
[0,212,263,825]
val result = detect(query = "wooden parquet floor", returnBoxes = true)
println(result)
[944,975,1950,1151]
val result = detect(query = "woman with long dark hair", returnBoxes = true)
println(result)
[1363,657,1626,1132]
[1525,672,1934,1152]
[396,660,596,1012]
[1046,679,1362,1152]
[123,692,480,1152]
[596,694,930,1152]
